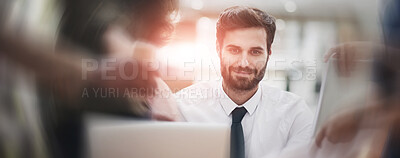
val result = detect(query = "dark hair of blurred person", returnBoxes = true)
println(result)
[377,0,400,98]
[379,0,400,157]
[60,0,178,54]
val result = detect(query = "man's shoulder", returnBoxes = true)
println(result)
[259,82,312,122]
[260,82,307,110]
[260,82,302,101]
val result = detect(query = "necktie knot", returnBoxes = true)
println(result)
[232,107,247,123]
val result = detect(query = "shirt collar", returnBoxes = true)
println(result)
[218,81,262,116]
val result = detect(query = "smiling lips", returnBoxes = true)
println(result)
[230,66,255,77]
[231,69,253,77]
[234,70,252,74]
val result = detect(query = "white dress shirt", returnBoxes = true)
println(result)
[174,81,314,158]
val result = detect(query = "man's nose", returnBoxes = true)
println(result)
[238,53,249,67]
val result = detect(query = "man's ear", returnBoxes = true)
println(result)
[268,50,272,55]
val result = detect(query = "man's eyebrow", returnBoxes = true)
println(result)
[250,46,265,51]
[225,44,241,49]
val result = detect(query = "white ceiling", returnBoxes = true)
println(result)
[179,0,382,38]
[180,0,380,19]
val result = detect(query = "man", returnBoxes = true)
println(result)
[163,6,314,158]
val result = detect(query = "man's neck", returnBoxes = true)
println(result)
[222,81,258,105]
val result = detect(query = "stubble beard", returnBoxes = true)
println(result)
[221,61,267,92]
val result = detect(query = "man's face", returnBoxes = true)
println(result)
[220,27,269,91]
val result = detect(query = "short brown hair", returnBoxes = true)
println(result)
[216,6,276,53]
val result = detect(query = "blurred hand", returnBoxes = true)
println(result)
[102,27,182,121]
[130,41,183,121]
[315,107,362,148]
[324,42,375,76]
[93,38,162,94]
[146,77,183,121]
[99,25,161,91]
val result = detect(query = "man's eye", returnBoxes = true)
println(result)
[229,48,240,54]
[251,50,262,55]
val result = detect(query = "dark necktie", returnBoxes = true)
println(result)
[231,107,247,158]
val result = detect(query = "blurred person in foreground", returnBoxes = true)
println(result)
[311,0,400,157]
[0,0,179,158]
[151,6,314,158]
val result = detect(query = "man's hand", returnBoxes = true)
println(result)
[315,107,362,148]
[324,42,376,76]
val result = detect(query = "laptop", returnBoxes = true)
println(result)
[312,57,373,136]
[85,115,230,158]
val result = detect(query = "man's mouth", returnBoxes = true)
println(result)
[230,67,254,77]
[233,70,252,74]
